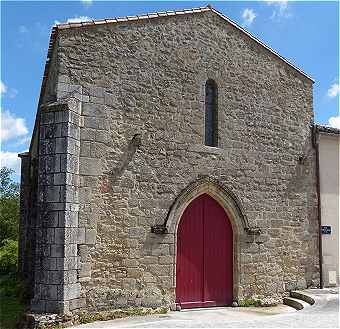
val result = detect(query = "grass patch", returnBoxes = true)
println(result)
[238,298,261,307]
[0,273,27,329]
[78,306,169,325]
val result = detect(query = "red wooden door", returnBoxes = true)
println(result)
[176,194,233,309]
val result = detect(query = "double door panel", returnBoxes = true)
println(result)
[176,194,233,308]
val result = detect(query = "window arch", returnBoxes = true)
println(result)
[205,79,218,147]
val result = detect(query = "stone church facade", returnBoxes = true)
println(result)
[19,6,320,315]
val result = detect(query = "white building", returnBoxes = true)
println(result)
[317,125,340,287]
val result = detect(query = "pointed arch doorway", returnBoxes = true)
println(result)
[176,193,233,309]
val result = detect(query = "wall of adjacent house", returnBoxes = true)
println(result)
[319,132,340,287]
[23,9,320,313]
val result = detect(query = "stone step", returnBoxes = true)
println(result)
[290,291,315,305]
[283,297,310,310]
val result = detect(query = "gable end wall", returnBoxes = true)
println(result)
[26,11,319,313]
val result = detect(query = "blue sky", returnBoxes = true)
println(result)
[1,0,339,180]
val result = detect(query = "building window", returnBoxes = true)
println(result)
[205,79,218,147]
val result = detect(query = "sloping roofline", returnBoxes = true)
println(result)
[315,124,340,135]
[54,5,314,82]
[29,5,314,154]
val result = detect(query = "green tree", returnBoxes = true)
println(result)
[0,167,20,244]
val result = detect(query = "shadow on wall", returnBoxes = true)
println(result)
[109,134,142,181]
[285,135,315,197]
[284,131,319,289]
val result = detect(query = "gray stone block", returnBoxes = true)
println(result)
[42,258,57,271]
[54,173,66,185]
[90,96,104,104]
[59,75,70,84]
[84,117,97,129]
[80,141,91,157]
[57,82,69,93]
[66,138,80,155]
[45,300,61,313]
[51,244,64,257]
[77,228,86,244]
[63,283,81,301]
[46,186,60,202]
[69,110,81,124]
[48,270,63,285]
[128,227,145,238]
[45,202,66,212]
[65,244,77,257]
[59,211,78,227]
[82,103,106,117]
[80,127,96,141]
[64,227,78,244]
[65,270,78,284]
[69,298,80,311]
[55,137,67,153]
[42,245,51,257]
[85,228,96,245]
[40,112,55,125]
[39,139,56,156]
[82,95,90,103]
[104,92,118,106]
[60,154,79,174]
[61,123,80,140]
[46,228,55,244]
[55,228,65,244]
[54,154,61,172]
[79,157,102,176]
[56,257,66,270]
[88,86,104,98]
[78,262,91,278]
[55,110,69,123]
[45,284,58,300]
[95,130,110,144]
[30,300,46,313]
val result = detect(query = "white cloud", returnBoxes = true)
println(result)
[328,116,340,129]
[8,88,18,99]
[82,0,93,7]
[0,151,25,175]
[327,83,340,98]
[12,136,31,148]
[1,109,29,142]
[55,16,93,25]
[0,81,7,95]
[242,8,257,27]
[1,82,18,98]
[265,0,290,19]
[19,25,29,33]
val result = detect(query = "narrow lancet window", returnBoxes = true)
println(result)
[205,79,218,147]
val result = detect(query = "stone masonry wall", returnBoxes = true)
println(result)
[18,153,34,285]
[30,95,83,314]
[46,10,318,311]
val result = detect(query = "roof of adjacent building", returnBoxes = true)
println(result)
[315,125,340,135]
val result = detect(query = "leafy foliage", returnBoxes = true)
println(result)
[0,239,18,272]
[0,274,27,329]
[0,169,26,327]
[0,167,20,198]
[0,167,20,244]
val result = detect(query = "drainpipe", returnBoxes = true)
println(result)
[313,125,323,288]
